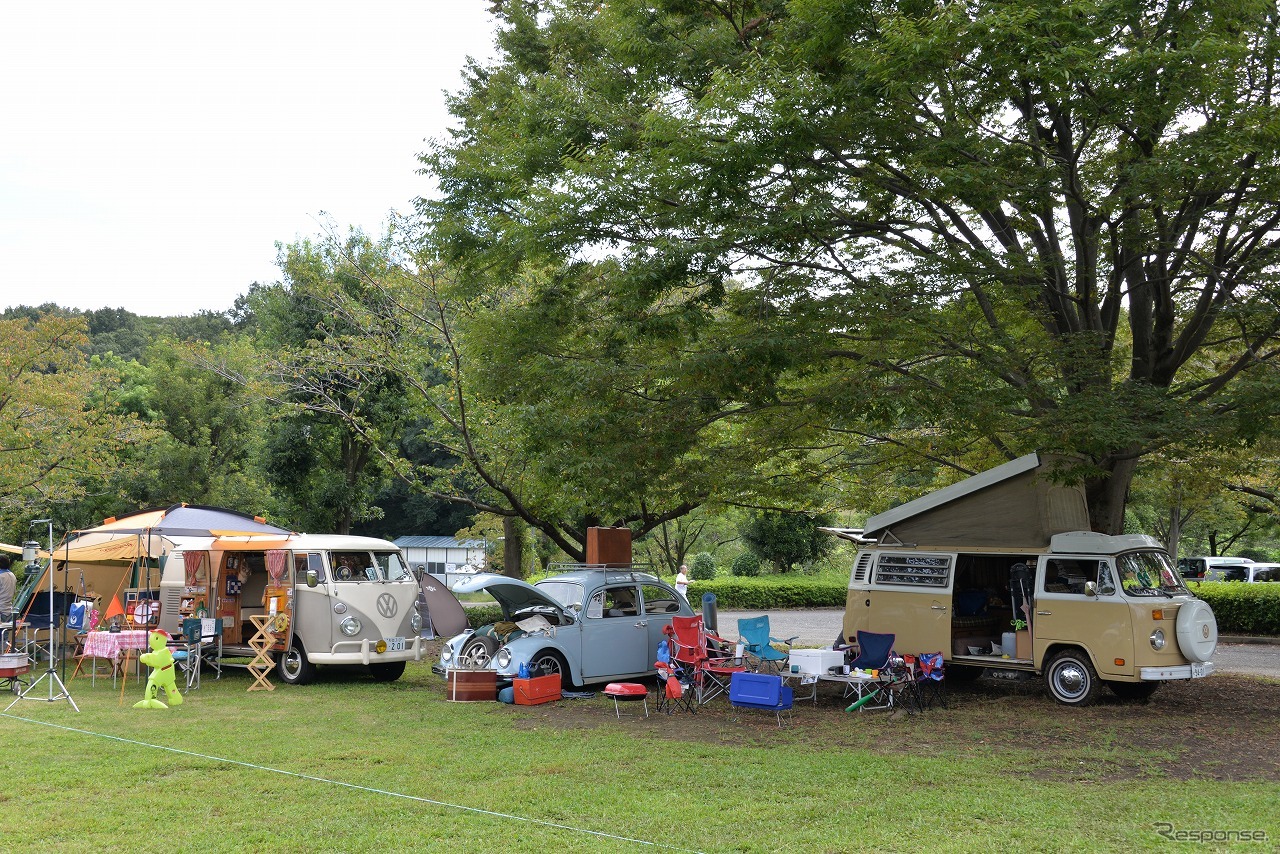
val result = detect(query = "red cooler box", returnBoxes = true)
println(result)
[513,673,561,705]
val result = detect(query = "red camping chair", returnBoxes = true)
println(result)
[654,637,695,714]
[666,616,747,705]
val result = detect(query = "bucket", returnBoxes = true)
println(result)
[1001,632,1017,658]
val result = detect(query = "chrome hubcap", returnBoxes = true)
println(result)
[1056,663,1085,697]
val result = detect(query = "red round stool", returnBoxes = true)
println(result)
[603,682,649,718]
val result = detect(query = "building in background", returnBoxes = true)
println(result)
[394,536,485,576]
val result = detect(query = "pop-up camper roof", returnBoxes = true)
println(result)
[862,452,1090,549]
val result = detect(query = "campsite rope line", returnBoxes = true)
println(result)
[3,713,704,853]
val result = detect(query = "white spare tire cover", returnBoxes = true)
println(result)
[1175,599,1217,663]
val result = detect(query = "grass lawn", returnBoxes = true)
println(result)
[2,657,1276,853]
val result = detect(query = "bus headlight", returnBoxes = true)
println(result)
[1150,628,1166,650]
[340,617,362,637]
[410,611,423,633]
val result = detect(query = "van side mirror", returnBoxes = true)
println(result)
[1084,581,1097,597]
[306,569,318,588]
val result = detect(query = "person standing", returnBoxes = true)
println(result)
[0,556,16,645]
[675,564,689,601]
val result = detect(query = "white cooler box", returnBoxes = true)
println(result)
[788,648,845,675]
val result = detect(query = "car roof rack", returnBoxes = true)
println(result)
[547,562,658,583]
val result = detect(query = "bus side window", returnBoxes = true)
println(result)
[1096,560,1116,596]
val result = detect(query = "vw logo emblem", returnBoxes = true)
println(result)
[377,593,398,618]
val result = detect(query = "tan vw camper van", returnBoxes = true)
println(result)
[836,453,1217,705]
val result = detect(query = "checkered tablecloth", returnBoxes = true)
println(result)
[82,630,150,659]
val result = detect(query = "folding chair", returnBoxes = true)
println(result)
[181,617,224,687]
[654,638,695,714]
[736,616,796,674]
[843,630,897,711]
[914,651,946,709]
[666,616,747,705]
[847,630,895,673]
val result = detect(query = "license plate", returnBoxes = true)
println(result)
[1191,663,1207,678]
[386,636,405,652]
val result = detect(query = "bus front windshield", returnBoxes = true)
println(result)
[375,552,412,582]
[1117,551,1187,597]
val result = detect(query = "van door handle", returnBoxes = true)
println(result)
[931,604,946,611]
[634,621,648,628]
[1036,610,1052,616]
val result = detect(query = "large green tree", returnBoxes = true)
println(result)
[424,0,1280,533]
[0,314,148,534]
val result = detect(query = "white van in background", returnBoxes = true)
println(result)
[1178,555,1253,580]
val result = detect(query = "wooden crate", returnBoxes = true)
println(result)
[447,669,497,701]
[513,673,561,706]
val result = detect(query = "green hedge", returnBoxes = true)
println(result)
[466,604,504,629]
[1191,582,1280,636]
[687,578,847,610]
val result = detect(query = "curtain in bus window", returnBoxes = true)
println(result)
[183,550,204,587]
[266,550,289,584]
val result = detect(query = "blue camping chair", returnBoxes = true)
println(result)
[737,616,797,673]
[847,630,895,672]
[843,631,897,711]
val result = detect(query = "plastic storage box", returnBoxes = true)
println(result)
[788,648,845,675]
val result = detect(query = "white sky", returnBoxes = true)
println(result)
[1,2,499,317]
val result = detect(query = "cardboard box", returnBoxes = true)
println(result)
[513,673,561,705]
[1015,631,1032,660]
[788,648,845,675]
[447,669,497,701]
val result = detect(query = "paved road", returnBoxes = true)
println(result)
[714,608,1280,677]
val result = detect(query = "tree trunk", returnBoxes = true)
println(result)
[1085,455,1139,535]
[1166,497,1182,560]
[503,515,525,580]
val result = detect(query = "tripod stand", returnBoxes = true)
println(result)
[5,519,78,713]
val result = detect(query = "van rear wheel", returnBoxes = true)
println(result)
[1044,649,1101,706]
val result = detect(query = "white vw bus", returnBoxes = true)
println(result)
[159,534,426,684]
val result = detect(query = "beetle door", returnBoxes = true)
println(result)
[581,584,649,679]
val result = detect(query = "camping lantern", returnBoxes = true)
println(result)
[22,539,40,569]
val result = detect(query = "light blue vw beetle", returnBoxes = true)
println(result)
[434,567,695,688]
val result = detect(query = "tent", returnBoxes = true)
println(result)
[19,505,293,632]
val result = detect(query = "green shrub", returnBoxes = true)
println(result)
[1191,582,1280,636]
[466,604,504,628]
[731,553,761,577]
[691,552,716,581]
[687,577,848,610]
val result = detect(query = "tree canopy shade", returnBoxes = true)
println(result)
[423,0,1280,534]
